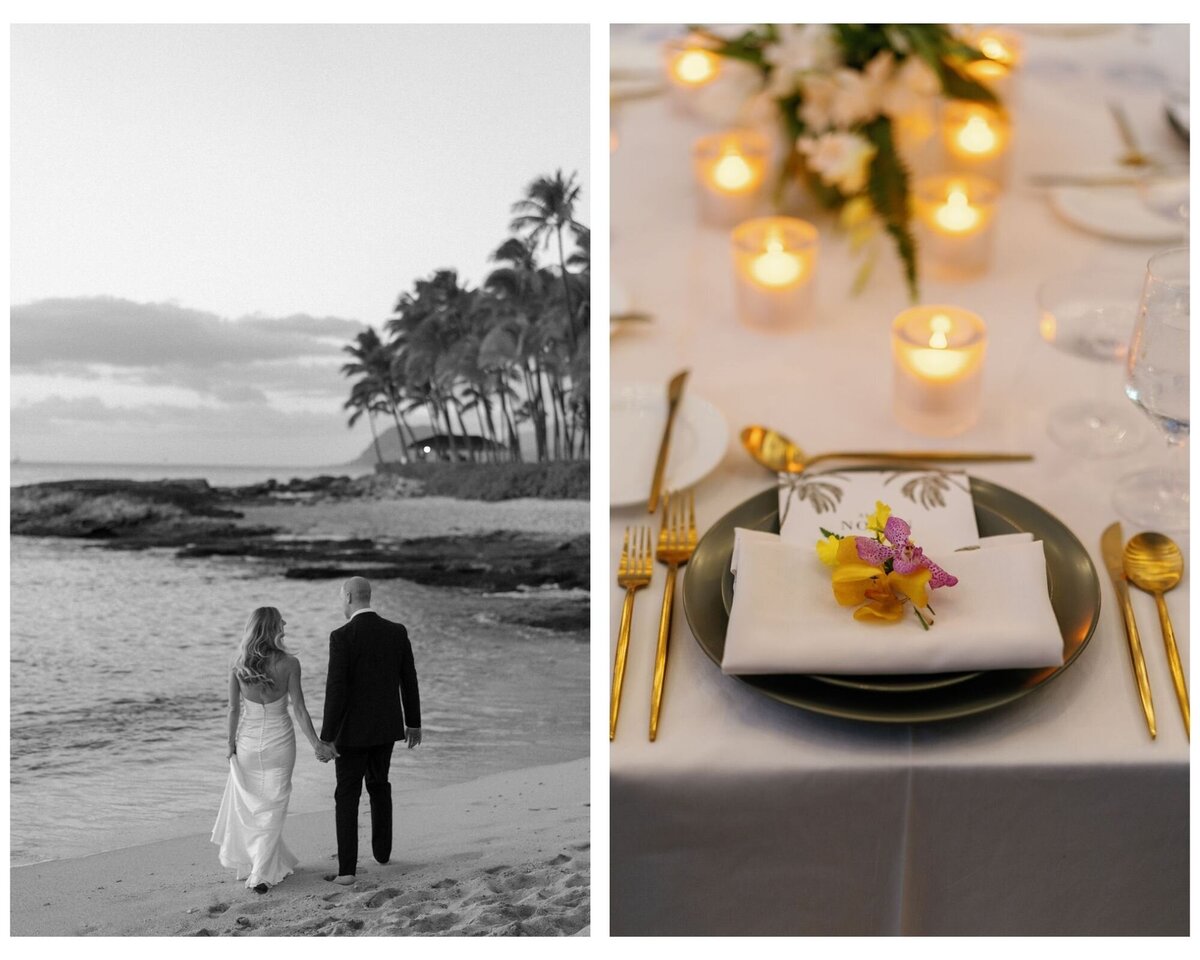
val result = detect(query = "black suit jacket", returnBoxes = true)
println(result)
[319,611,421,748]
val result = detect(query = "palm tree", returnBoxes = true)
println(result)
[342,327,414,463]
[343,378,389,467]
[510,170,584,356]
[341,172,589,466]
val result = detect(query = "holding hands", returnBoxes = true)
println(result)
[314,740,339,763]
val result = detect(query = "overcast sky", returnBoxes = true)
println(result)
[10,24,589,465]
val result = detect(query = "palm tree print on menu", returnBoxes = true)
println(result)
[779,473,850,525]
[884,471,969,510]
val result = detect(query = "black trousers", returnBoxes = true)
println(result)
[333,741,394,876]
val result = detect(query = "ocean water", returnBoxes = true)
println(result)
[9,460,368,488]
[9,505,589,866]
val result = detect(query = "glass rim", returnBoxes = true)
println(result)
[729,216,819,253]
[913,172,1000,205]
[891,304,986,348]
[1147,246,1189,285]
[692,129,770,159]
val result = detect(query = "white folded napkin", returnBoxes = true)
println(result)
[722,531,1063,674]
[778,470,979,553]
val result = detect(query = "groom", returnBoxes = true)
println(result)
[320,576,421,885]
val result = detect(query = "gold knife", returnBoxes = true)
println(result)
[1101,522,1156,738]
[647,370,689,514]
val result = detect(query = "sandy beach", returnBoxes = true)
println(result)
[11,758,589,937]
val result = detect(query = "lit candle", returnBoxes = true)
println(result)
[912,174,999,280]
[730,216,819,327]
[976,31,1020,68]
[942,101,1012,184]
[669,46,719,87]
[892,306,987,436]
[663,35,721,113]
[692,130,769,227]
[964,28,1021,97]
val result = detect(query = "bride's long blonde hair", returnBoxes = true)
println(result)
[234,607,288,685]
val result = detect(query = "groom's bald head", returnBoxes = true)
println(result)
[341,577,372,616]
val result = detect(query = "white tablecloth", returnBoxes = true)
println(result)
[609,24,1189,935]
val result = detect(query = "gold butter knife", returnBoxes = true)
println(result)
[1101,521,1156,738]
[647,369,689,514]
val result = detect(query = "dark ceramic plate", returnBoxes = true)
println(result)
[684,477,1100,723]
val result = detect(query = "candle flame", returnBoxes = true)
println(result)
[928,313,953,349]
[713,148,754,191]
[674,49,717,86]
[979,35,1015,65]
[750,230,805,288]
[957,115,998,155]
[933,186,980,233]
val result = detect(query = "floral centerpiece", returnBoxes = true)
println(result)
[695,24,1000,298]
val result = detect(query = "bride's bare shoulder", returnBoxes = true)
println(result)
[278,652,302,674]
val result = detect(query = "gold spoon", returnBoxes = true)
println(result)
[740,425,1034,475]
[1124,532,1190,738]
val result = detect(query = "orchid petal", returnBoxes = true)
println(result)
[925,559,958,589]
[891,544,925,575]
[883,515,910,545]
[816,534,841,566]
[887,567,931,608]
[855,537,892,566]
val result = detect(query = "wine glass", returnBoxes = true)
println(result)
[1036,269,1146,457]
[1112,247,1190,529]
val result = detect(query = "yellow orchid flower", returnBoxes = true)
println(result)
[829,540,932,623]
[815,533,842,566]
[865,501,891,535]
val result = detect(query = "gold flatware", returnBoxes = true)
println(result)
[649,489,696,742]
[739,424,1034,475]
[1124,532,1189,738]
[1101,522,1156,738]
[647,370,689,513]
[611,526,653,740]
[1109,100,1155,168]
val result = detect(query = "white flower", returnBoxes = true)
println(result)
[797,73,837,130]
[799,51,895,131]
[880,55,940,119]
[763,24,839,98]
[691,58,766,125]
[798,131,877,194]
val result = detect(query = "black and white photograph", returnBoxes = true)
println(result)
[9,22,590,936]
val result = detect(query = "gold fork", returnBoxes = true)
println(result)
[649,489,697,742]
[610,526,653,740]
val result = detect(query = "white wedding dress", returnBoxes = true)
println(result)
[211,694,300,888]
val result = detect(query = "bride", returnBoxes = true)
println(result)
[211,607,337,892]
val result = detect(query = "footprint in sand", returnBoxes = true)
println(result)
[364,888,401,909]
[408,912,458,934]
[206,902,229,916]
[547,854,571,866]
[570,842,590,851]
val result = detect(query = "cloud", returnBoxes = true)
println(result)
[10,296,368,402]
[9,393,367,465]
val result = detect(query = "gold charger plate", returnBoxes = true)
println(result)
[683,477,1101,723]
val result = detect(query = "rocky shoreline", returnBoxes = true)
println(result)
[11,478,588,632]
